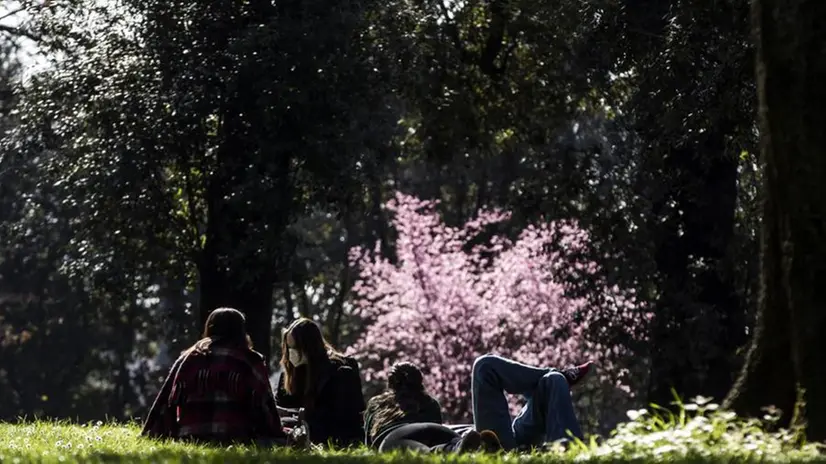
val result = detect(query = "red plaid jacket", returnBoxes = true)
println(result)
[141,343,286,443]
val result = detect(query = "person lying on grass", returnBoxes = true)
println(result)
[466,354,593,451]
[364,361,502,453]
[275,318,366,448]
[141,308,302,447]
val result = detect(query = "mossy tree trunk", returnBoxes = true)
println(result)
[724,0,826,441]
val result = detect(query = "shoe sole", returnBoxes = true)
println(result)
[457,430,482,452]
[479,430,503,452]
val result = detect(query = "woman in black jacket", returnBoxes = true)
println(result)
[365,362,502,453]
[275,318,365,447]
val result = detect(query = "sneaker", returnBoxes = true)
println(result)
[455,430,482,453]
[560,361,594,387]
[479,430,503,452]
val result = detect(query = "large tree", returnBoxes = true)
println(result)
[14,0,398,361]
[724,0,826,441]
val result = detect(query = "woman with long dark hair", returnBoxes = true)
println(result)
[365,362,502,453]
[141,308,290,445]
[275,318,365,447]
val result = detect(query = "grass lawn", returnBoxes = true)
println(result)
[1,414,824,464]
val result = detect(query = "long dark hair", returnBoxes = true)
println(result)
[184,307,253,354]
[279,318,343,404]
[367,362,431,437]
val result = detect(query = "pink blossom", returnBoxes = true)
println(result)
[347,192,649,425]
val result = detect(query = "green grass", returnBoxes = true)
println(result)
[1,421,503,463]
[1,400,824,463]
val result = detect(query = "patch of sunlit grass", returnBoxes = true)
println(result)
[566,395,824,462]
[0,421,511,463]
[1,399,824,464]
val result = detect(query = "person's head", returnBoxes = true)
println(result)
[280,318,340,397]
[367,362,430,437]
[187,307,252,354]
[386,362,425,394]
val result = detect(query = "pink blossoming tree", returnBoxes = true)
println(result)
[347,192,649,430]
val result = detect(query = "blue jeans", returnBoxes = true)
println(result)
[471,354,583,450]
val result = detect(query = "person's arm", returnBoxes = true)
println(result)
[274,369,302,409]
[426,396,444,424]
[141,354,185,438]
[351,360,367,416]
[250,358,288,440]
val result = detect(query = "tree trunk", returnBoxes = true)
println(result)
[198,142,286,363]
[368,154,392,260]
[722,187,796,425]
[197,151,282,362]
[193,0,289,364]
[330,204,356,347]
[282,279,295,323]
[724,0,826,441]
[111,302,137,420]
[199,265,275,362]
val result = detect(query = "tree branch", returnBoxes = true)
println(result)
[437,0,472,64]
[0,6,27,23]
[0,23,42,42]
[479,0,509,77]
[497,40,519,76]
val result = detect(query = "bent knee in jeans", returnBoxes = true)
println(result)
[539,371,567,389]
[472,354,507,381]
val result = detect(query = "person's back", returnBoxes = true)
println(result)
[141,308,286,445]
[365,389,442,448]
[172,343,280,442]
[363,362,502,454]
[363,362,443,448]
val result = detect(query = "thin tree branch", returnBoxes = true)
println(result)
[0,23,42,42]
[479,0,508,77]
[436,0,471,63]
[0,6,27,23]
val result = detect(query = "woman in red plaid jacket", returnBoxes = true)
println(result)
[141,308,291,445]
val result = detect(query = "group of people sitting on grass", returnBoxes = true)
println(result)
[141,307,593,453]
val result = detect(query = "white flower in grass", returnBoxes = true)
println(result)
[673,427,692,439]
[692,396,713,406]
[653,444,676,455]
[626,408,648,421]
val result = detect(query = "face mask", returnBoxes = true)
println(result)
[289,348,306,366]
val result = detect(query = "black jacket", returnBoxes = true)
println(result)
[275,355,366,447]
